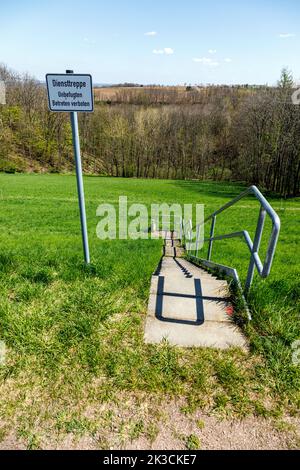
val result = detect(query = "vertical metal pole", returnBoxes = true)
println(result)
[245,206,266,294]
[70,111,90,264]
[179,217,183,241]
[195,224,200,258]
[188,219,192,253]
[67,70,90,264]
[207,216,216,261]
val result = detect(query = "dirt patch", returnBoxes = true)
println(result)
[127,409,299,450]
[124,401,299,450]
[0,398,298,450]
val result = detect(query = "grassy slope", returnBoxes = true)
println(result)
[0,174,299,448]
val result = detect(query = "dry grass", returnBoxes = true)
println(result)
[0,389,299,450]
[94,86,196,104]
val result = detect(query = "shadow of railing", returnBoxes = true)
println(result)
[155,276,206,326]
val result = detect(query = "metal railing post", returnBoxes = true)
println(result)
[188,221,192,253]
[179,216,183,241]
[207,216,216,261]
[187,186,280,298]
[245,206,266,293]
[195,224,200,257]
[177,216,181,240]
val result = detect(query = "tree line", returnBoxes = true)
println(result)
[0,64,299,197]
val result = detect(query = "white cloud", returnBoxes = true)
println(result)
[193,57,219,67]
[279,33,295,38]
[193,57,210,63]
[145,31,157,36]
[208,49,217,54]
[224,58,232,63]
[153,47,174,55]
[83,37,96,44]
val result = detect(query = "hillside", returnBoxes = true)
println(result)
[0,65,299,197]
[0,174,299,449]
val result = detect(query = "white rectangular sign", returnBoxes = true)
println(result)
[46,73,94,112]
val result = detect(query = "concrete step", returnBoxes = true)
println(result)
[165,239,181,247]
[164,247,185,257]
[174,247,185,258]
[164,247,175,257]
[150,275,228,294]
[157,258,215,279]
[149,275,230,323]
[163,277,229,297]
[144,315,248,350]
[145,256,248,350]
[178,258,218,279]
[163,231,179,240]
[160,298,232,323]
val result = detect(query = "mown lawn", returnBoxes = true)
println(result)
[0,174,299,449]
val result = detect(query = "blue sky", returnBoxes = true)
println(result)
[1,0,300,85]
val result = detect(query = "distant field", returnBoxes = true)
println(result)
[93,85,254,104]
[94,85,196,103]
[0,174,299,449]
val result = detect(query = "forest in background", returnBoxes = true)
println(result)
[0,64,299,197]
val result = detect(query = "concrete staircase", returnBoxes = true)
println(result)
[144,232,248,350]
[163,232,185,258]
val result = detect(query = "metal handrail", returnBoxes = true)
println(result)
[183,185,281,293]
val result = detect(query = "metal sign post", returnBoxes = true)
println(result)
[46,70,94,264]
[69,110,90,264]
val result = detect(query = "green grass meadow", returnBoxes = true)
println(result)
[0,173,299,448]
